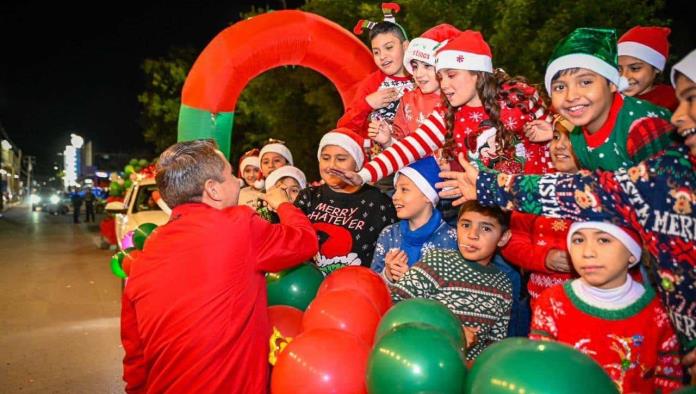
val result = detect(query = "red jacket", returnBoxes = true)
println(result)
[121,202,318,393]
[637,84,678,112]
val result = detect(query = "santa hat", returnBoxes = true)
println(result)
[264,166,307,191]
[545,28,629,94]
[567,222,642,267]
[353,3,408,40]
[394,156,442,206]
[317,128,369,170]
[618,26,671,71]
[259,143,294,167]
[671,49,696,87]
[403,24,461,74]
[435,30,493,73]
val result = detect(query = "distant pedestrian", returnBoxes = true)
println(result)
[70,187,83,224]
[84,188,95,223]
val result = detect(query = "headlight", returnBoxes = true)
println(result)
[30,194,41,204]
[50,195,60,204]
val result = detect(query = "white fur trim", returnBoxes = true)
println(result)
[239,156,260,172]
[435,50,493,73]
[318,132,364,170]
[254,179,265,190]
[264,166,307,190]
[404,37,439,74]
[545,54,621,94]
[671,49,696,87]
[618,41,666,71]
[259,143,293,166]
[395,167,439,206]
[567,222,642,267]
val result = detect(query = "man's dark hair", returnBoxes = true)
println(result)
[369,21,407,43]
[155,139,226,208]
[457,200,511,231]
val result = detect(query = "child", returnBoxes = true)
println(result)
[618,26,678,111]
[264,166,307,203]
[545,27,675,171]
[370,156,457,282]
[390,200,513,361]
[237,149,262,208]
[255,140,294,190]
[295,128,397,275]
[530,221,683,392]
[502,116,577,303]
[338,3,413,138]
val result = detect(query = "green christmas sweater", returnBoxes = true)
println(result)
[570,93,674,171]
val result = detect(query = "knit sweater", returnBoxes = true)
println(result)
[370,210,457,277]
[390,248,513,360]
[337,70,414,137]
[530,282,683,393]
[477,145,696,351]
[502,212,574,302]
[637,84,678,112]
[569,93,674,171]
[295,184,397,276]
[358,82,553,184]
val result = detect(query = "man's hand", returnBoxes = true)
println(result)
[261,187,291,210]
[385,249,409,282]
[366,88,398,109]
[368,120,393,146]
[523,120,553,143]
[436,153,479,206]
[327,168,365,187]
[545,249,571,273]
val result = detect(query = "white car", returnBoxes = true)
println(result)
[105,177,170,250]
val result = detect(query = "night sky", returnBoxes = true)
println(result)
[1,1,693,175]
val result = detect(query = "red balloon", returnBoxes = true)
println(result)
[271,329,369,394]
[268,305,304,338]
[317,266,392,315]
[302,289,381,346]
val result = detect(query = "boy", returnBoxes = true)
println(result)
[545,27,675,171]
[390,200,513,360]
[338,3,413,138]
[371,156,457,282]
[530,221,682,392]
[238,148,262,208]
[255,140,293,190]
[264,166,307,203]
[295,128,397,275]
[618,26,678,111]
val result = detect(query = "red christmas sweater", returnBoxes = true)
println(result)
[391,88,442,140]
[337,70,414,137]
[358,81,553,184]
[530,282,683,393]
[638,84,678,112]
[121,202,318,394]
[502,212,574,302]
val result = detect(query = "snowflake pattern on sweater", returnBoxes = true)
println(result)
[295,184,397,276]
[530,282,683,393]
[477,145,696,350]
[390,248,513,360]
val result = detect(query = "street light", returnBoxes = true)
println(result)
[1,140,11,150]
[70,134,84,149]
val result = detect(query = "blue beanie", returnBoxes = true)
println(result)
[394,156,442,206]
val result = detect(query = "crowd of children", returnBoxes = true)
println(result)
[230,6,694,390]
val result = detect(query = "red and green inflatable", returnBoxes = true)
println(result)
[178,10,376,158]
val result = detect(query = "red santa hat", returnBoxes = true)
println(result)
[264,166,307,191]
[259,142,294,168]
[618,26,671,72]
[403,24,462,74]
[671,49,696,87]
[317,128,369,170]
[237,149,260,178]
[567,222,643,267]
[435,30,493,73]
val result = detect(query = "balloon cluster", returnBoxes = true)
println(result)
[109,223,158,279]
[108,158,154,197]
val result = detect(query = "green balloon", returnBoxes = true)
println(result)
[133,223,158,250]
[110,250,128,279]
[266,263,323,311]
[367,323,467,394]
[375,298,465,348]
[129,159,139,167]
[124,165,135,175]
[138,159,149,167]
[466,338,618,394]
[124,179,133,189]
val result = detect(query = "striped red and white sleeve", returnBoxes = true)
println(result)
[358,110,447,184]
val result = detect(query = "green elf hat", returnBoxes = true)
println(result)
[544,27,629,94]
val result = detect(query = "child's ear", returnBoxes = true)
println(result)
[402,39,410,50]
[609,82,618,93]
[497,229,512,248]
[628,255,637,264]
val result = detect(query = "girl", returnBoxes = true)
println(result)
[255,140,294,190]
[237,148,262,208]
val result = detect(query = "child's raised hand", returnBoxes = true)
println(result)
[385,249,409,281]
[545,249,571,273]
[366,88,398,109]
[523,119,553,142]
[327,167,364,186]
[368,120,393,146]
[436,153,479,206]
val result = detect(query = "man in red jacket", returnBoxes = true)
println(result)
[120,140,318,393]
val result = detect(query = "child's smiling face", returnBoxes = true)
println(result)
[242,165,260,187]
[618,55,659,97]
[319,145,358,190]
[438,69,480,107]
[371,32,407,77]
[411,60,439,94]
[671,73,696,155]
[260,152,288,177]
[392,174,432,221]
[550,68,617,133]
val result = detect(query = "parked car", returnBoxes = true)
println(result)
[105,177,170,250]
[30,187,70,215]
